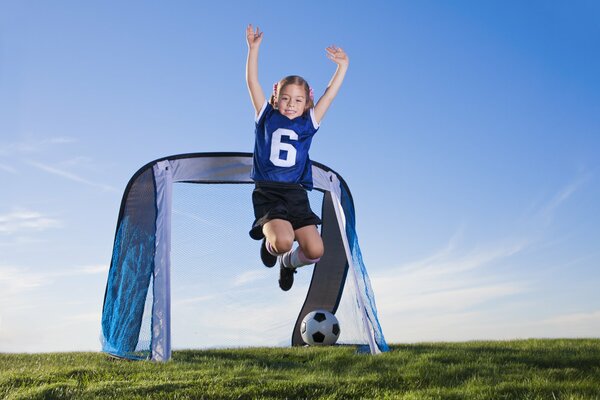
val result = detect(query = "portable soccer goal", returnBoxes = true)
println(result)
[101,152,388,361]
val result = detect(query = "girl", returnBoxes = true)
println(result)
[245,24,349,291]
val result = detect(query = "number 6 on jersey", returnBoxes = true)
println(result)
[270,128,298,167]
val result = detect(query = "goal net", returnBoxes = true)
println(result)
[101,153,388,361]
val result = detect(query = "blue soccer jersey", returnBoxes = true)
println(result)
[251,101,320,189]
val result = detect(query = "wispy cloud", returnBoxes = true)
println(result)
[62,312,101,323]
[170,285,311,348]
[0,262,105,352]
[0,136,77,155]
[372,169,596,343]
[232,270,271,287]
[491,309,600,339]
[0,209,62,234]
[1,137,116,192]
[396,238,530,279]
[58,156,94,168]
[47,137,77,145]
[372,229,532,342]
[26,160,117,192]
[0,266,46,294]
[0,163,17,174]
[538,173,591,222]
[79,265,109,275]
[50,264,109,278]
[0,236,52,247]
[174,295,215,306]
[172,209,227,229]
[0,263,109,297]
[540,310,600,326]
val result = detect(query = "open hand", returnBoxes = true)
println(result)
[246,24,263,49]
[326,45,349,67]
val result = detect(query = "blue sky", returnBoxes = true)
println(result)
[1,1,599,351]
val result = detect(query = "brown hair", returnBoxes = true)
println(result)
[269,75,314,115]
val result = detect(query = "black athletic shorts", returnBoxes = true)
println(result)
[249,181,322,240]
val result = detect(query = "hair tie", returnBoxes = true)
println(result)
[309,88,314,101]
[273,83,278,97]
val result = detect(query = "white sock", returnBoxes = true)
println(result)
[282,247,320,270]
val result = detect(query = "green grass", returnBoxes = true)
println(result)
[1,339,599,399]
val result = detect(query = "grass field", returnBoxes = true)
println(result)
[1,339,599,399]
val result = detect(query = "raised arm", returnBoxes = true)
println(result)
[246,24,266,116]
[314,46,349,124]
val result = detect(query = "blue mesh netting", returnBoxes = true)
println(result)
[102,168,158,360]
[101,216,155,359]
[340,185,389,353]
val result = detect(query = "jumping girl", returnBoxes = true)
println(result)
[245,24,349,291]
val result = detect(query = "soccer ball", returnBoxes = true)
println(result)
[300,310,340,346]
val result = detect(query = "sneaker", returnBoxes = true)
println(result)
[260,239,277,268]
[278,264,296,291]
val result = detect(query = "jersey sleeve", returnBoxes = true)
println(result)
[309,108,320,131]
[255,101,270,125]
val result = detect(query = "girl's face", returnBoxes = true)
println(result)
[275,84,307,119]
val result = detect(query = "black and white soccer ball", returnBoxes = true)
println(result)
[300,310,340,346]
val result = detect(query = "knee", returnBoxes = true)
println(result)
[272,236,294,254]
[303,242,324,260]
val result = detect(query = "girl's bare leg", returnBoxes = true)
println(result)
[294,225,324,260]
[262,219,295,254]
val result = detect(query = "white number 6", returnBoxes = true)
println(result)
[270,128,298,167]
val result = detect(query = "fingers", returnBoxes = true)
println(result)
[247,24,263,39]
[326,45,343,55]
[325,45,347,61]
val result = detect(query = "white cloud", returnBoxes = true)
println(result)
[0,164,17,174]
[0,136,77,155]
[372,171,597,343]
[0,236,50,247]
[47,137,77,145]
[0,209,61,235]
[396,239,530,279]
[174,295,215,306]
[0,266,46,295]
[1,137,116,191]
[48,264,110,279]
[79,265,110,275]
[58,156,93,168]
[26,160,117,192]
[538,173,591,222]
[172,209,227,229]
[62,312,101,323]
[540,310,600,326]
[0,261,109,352]
[476,309,600,340]
[0,263,109,298]
[232,269,270,287]
[378,280,527,315]
[171,284,310,348]
[372,231,532,342]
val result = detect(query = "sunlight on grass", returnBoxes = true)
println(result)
[1,339,599,399]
